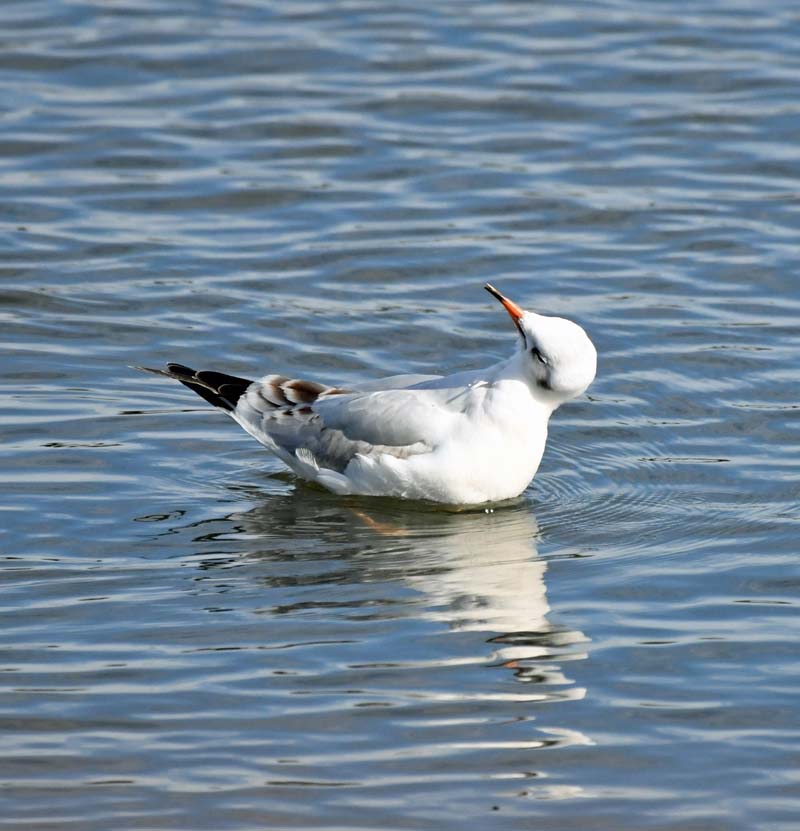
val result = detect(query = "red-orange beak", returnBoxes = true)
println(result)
[484,283,525,336]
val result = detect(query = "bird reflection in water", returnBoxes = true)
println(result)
[202,486,591,705]
[349,502,589,691]
[165,486,593,800]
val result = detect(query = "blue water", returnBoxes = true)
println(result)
[2,1,800,828]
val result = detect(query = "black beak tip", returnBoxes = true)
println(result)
[484,283,503,302]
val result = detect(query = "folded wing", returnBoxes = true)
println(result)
[138,363,460,477]
[236,381,459,473]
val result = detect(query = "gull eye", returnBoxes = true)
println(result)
[531,346,549,366]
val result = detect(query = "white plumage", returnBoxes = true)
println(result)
[139,285,597,505]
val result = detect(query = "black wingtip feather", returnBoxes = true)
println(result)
[167,362,196,376]
[138,363,254,412]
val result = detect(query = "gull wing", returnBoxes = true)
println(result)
[313,388,456,448]
[138,363,466,475]
[355,373,442,391]
[235,382,464,473]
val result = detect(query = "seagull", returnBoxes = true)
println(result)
[138,284,596,505]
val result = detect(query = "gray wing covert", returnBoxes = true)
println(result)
[236,381,456,472]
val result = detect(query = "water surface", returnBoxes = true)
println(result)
[2,1,799,829]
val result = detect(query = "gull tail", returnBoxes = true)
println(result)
[134,363,254,412]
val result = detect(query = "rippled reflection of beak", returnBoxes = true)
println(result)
[351,508,409,537]
[484,283,525,336]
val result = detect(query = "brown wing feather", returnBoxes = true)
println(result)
[136,364,349,413]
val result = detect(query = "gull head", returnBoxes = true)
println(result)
[485,283,597,403]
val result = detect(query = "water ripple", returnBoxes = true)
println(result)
[2,0,800,828]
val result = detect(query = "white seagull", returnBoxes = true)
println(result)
[139,285,596,505]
